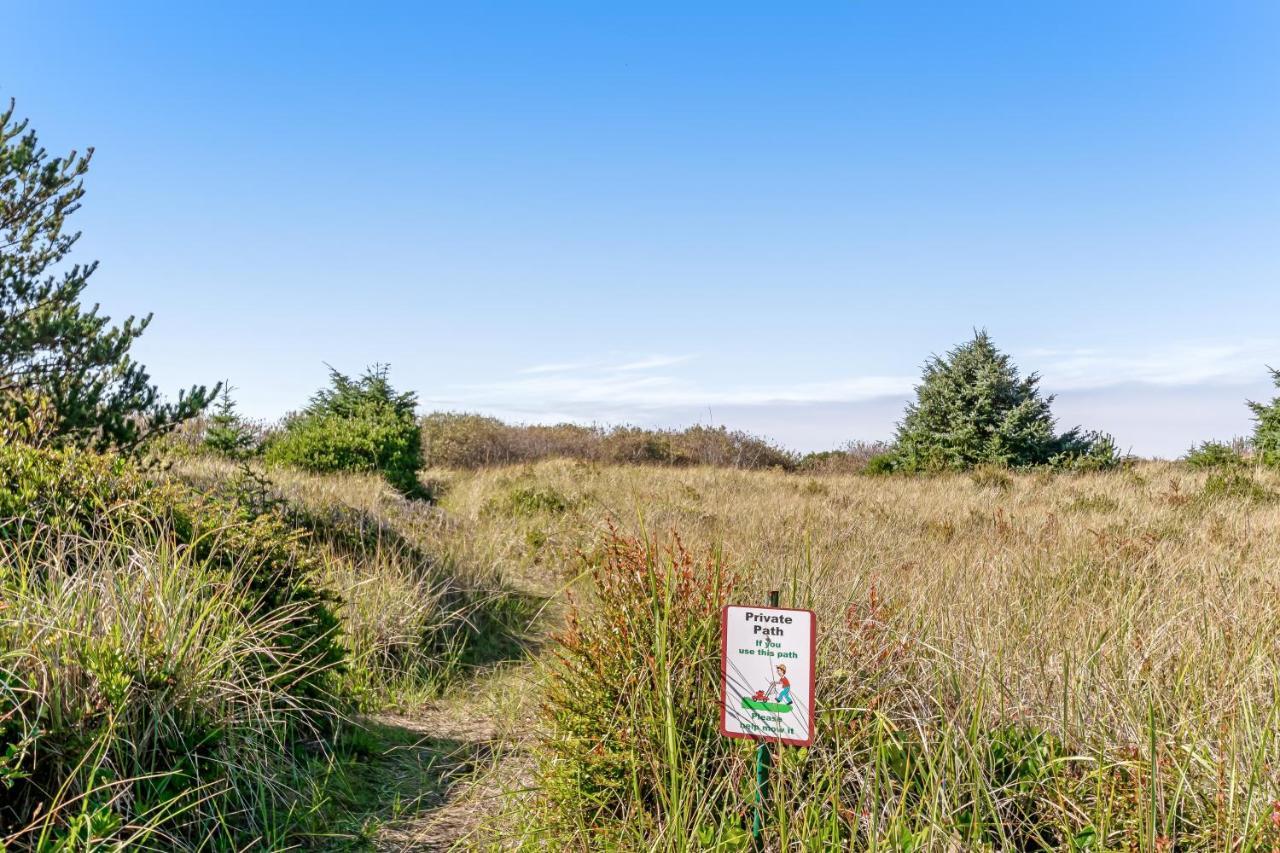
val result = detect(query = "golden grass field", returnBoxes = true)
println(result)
[163,458,1280,849]
[427,460,1280,849]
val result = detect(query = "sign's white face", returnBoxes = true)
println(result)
[720,605,815,747]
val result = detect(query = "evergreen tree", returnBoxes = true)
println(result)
[203,383,257,459]
[0,99,214,450]
[892,331,1108,471]
[1247,368,1280,467]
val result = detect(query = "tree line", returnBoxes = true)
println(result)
[4,98,1278,493]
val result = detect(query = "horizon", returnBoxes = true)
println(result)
[5,1,1278,457]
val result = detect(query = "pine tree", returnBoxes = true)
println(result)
[892,331,1107,471]
[1247,368,1280,467]
[203,384,257,459]
[0,98,214,450]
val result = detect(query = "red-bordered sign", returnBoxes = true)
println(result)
[719,604,815,747]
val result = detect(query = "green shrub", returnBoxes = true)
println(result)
[266,365,423,495]
[202,384,259,459]
[0,442,344,846]
[797,441,892,474]
[1184,440,1244,469]
[864,450,899,475]
[1200,470,1275,504]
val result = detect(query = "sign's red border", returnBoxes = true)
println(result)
[718,604,816,747]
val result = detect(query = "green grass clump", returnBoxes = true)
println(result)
[533,530,734,843]
[487,484,572,517]
[0,445,345,847]
[1200,470,1275,504]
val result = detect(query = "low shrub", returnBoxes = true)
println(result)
[1200,470,1275,504]
[1184,440,1245,469]
[420,413,797,471]
[266,365,423,495]
[488,484,572,517]
[797,441,893,474]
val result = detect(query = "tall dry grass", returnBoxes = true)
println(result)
[438,460,1280,850]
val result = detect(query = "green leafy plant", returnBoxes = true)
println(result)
[266,364,423,495]
[0,440,345,846]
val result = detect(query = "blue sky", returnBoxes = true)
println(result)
[5,2,1278,456]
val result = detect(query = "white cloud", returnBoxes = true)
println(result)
[1028,339,1279,389]
[423,340,1280,444]
[431,353,914,413]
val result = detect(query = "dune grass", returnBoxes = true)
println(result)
[432,460,1280,850]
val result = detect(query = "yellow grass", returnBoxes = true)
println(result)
[435,460,1280,848]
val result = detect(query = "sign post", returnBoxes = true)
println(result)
[719,592,816,849]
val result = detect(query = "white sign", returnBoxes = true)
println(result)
[719,604,815,747]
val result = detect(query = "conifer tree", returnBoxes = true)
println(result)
[892,331,1109,471]
[0,98,213,450]
[203,384,257,459]
[1247,368,1280,467]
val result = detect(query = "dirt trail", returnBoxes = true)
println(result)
[369,664,540,852]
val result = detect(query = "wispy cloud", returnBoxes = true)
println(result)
[432,352,914,414]
[426,339,1280,423]
[1028,339,1279,390]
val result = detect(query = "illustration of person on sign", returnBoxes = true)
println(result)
[743,663,797,712]
[773,664,792,705]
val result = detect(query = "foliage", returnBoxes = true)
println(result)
[1248,367,1280,467]
[797,441,893,474]
[421,412,797,470]
[266,364,423,495]
[0,99,213,451]
[1184,440,1244,469]
[202,383,258,459]
[1200,469,1275,504]
[0,441,344,846]
[487,484,573,517]
[890,331,1116,472]
[539,529,733,837]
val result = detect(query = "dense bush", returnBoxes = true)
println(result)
[421,413,796,471]
[889,331,1118,472]
[266,365,423,494]
[0,440,343,846]
[797,441,893,474]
